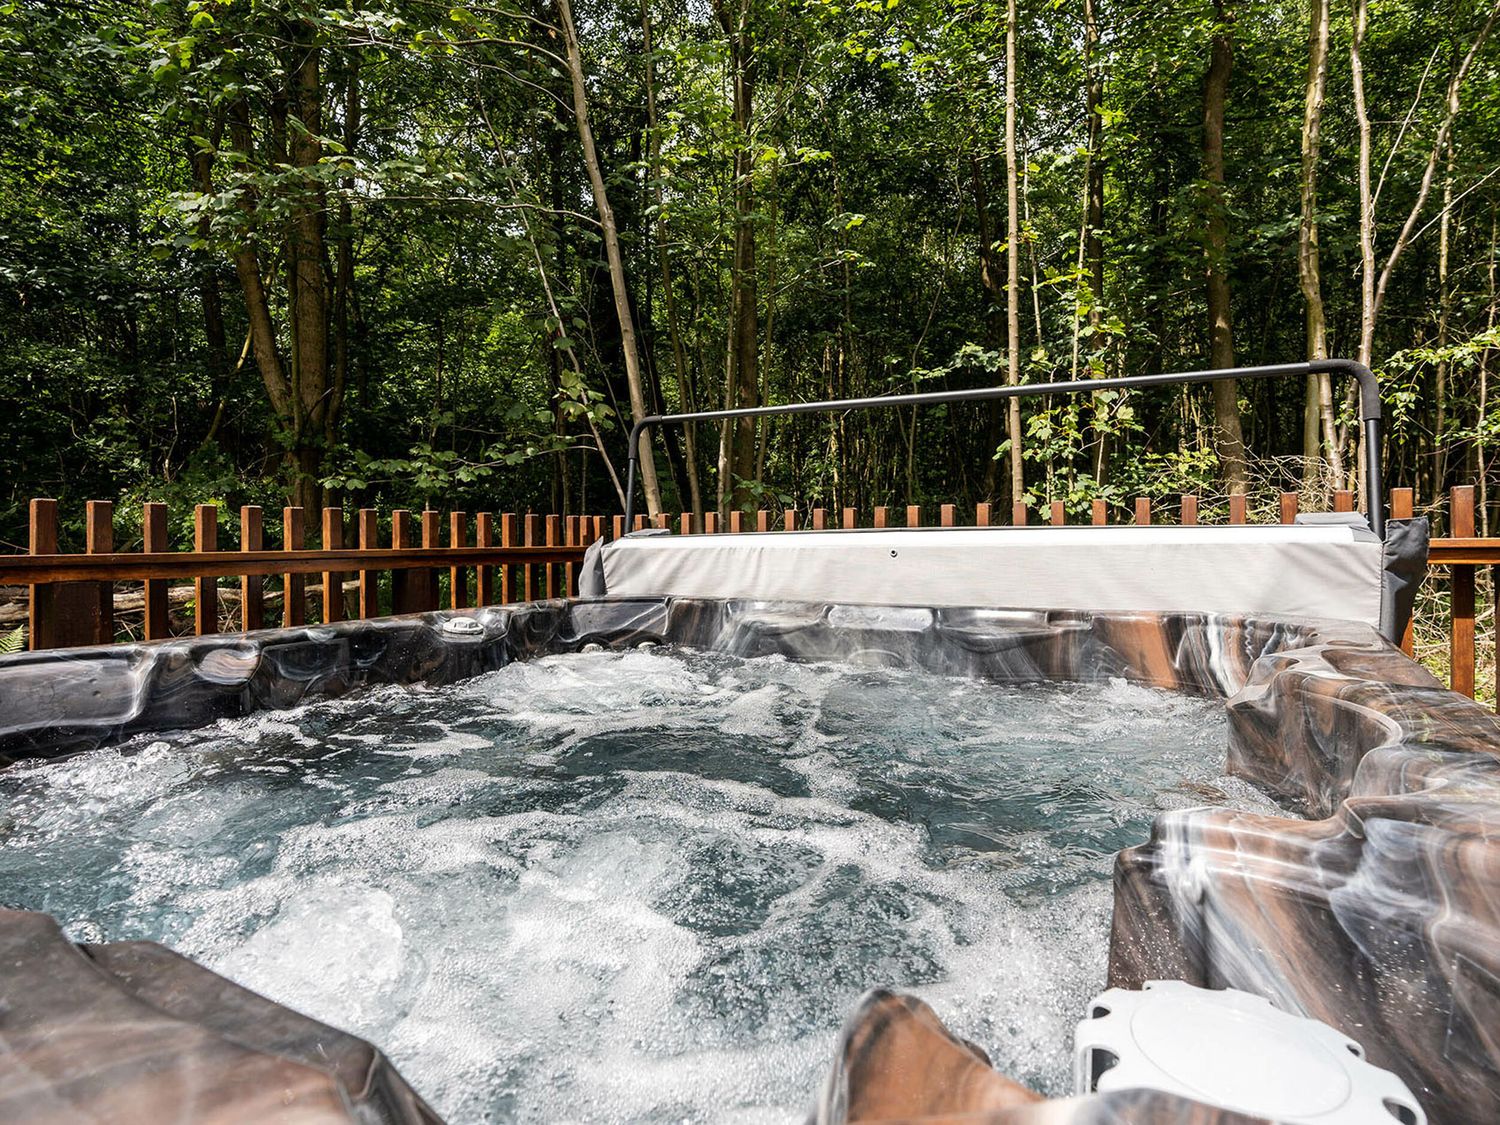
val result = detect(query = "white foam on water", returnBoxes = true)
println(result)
[214,881,410,1038]
[0,647,1298,1122]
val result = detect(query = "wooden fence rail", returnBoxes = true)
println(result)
[6,501,600,647]
[5,491,1498,706]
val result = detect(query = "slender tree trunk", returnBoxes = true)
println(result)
[1023,150,1044,346]
[715,0,759,514]
[231,245,288,417]
[1202,0,1247,494]
[1353,0,1375,369]
[1298,0,1340,487]
[973,158,1005,500]
[1083,0,1108,483]
[1480,214,1497,534]
[1004,0,1024,503]
[225,99,294,440]
[716,323,734,513]
[187,137,228,386]
[642,0,704,522]
[558,0,663,518]
[286,25,330,512]
[1347,0,1376,498]
[331,55,358,460]
[1083,0,1104,327]
[756,155,781,487]
[1435,140,1455,494]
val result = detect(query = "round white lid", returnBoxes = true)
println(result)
[1130,987,1352,1117]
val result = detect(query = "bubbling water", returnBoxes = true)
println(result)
[0,647,1291,1123]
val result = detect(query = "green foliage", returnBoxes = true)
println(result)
[0,0,1496,545]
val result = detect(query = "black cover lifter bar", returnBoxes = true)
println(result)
[623,359,1384,536]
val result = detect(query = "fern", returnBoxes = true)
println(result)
[0,625,25,655]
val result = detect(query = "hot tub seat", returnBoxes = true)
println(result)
[0,908,439,1125]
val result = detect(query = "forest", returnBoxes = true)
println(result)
[2,0,1498,550]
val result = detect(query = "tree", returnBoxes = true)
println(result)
[1359,0,1500,368]
[1083,0,1109,481]
[1004,0,1024,504]
[1202,0,1248,494]
[714,0,761,515]
[1298,0,1339,486]
[641,0,705,521]
[6,0,1500,551]
[557,0,664,520]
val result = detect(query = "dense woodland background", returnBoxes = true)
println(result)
[2,0,1498,551]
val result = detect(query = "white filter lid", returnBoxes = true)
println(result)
[1074,980,1424,1124]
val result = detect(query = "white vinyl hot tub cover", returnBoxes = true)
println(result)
[584,519,1429,639]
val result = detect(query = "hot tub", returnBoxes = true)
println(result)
[1,596,1494,1123]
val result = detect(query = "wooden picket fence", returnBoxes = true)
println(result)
[2,502,596,648]
[2,487,1497,706]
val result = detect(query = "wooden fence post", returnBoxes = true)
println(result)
[1333,489,1354,513]
[842,507,856,530]
[1229,494,1247,524]
[704,512,718,534]
[757,510,771,532]
[1388,488,1414,522]
[566,514,581,594]
[322,507,344,623]
[283,506,306,626]
[390,509,415,614]
[27,499,58,650]
[544,515,560,598]
[422,510,441,608]
[241,506,264,631]
[501,513,518,604]
[1180,495,1198,525]
[729,511,743,533]
[812,508,827,530]
[1280,492,1299,524]
[143,502,169,640]
[941,504,955,527]
[1050,501,1065,527]
[1012,501,1027,526]
[1091,498,1107,526]
[194,504,217,636]
[450,512,469,610]
[975,503,991,527]
[358,509,379,618]
[1134,497,1151,525]
[1389,489,1415,657]
[523,514,539,600]
[26,499,109,648]
[476,513,494,606]
[1452,486,1476,698]
[906,504,921,528]
[783,510,796,531]
[85,501,113,644]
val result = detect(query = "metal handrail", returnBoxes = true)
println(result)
[623,359,1385,537]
